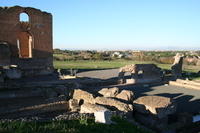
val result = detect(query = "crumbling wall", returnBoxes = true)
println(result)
[0,6,53,75]
[119,64,163,84]
[171,53,183,79]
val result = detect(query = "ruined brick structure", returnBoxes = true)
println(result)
[0,6,53,76]
[119,64,163,84]
[171,53,184,79]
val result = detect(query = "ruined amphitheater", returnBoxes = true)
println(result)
[0,6,200,133]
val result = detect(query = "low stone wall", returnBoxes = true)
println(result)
[169,79,200,90]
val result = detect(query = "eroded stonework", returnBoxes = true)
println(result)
[0,6,53,76]
[171,53,184,79]
[118,64,163,84]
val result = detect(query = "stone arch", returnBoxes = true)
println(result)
[19,12,30,22]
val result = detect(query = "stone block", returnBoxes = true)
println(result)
[94,110,113,124]
[69,99,80,112]
[95,97,133,112]
[116,90,135,102]
[126,79,135,84]
[80,103,108,113]
[98,87,119,97]
[133,96,177,118]
[73,89,95,104]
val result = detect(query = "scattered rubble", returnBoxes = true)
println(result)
[133,95,178,132]
[80,103,109,113]
[0,49,199,132]
[72,89,95,104]
[95,97,133,112]
[119,64,163,84]
[116,90,135,103]
[133,95,176,118]
[69,99,80,112]
[98,87,119,97]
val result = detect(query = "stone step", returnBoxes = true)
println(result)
[169,81,200,90]
[176,79,200,87]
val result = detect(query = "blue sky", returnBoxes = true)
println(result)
[1,0,200,50]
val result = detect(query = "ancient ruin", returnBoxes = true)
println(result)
[118,64,163,84]
[0,6,53,77]
[0,5,199,133]
[171,53,184,79]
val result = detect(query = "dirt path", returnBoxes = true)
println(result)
[77,68,119,79]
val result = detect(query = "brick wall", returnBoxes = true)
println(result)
[0,6,53,71]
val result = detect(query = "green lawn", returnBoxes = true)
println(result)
[54,60,160,69]
[53,60,199,73]
[0,117,152,133]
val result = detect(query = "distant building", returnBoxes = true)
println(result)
[111,52,124,58]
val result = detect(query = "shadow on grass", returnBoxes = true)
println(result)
[0,117,152,133]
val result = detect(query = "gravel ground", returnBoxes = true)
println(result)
[77,68,119,79]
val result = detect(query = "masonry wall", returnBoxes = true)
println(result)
[0,6,53,71]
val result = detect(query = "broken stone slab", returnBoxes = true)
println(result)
[95,97,133,112]
[80,103,109,113]
[94,110,113,124]
[69,99,80,112]
[116,90,135,102]
[119,64,163,84]
[126,79,135,84]
[73,89,95,104]
[98,87,119,97]
[133,96,176,118]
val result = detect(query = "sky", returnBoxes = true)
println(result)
[1,0,200,50]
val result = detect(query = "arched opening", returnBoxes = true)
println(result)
[19,12,29,22]
[17,32,33,58]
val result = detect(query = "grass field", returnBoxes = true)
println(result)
[0,117,152,133]
[54,60,200,73]
[54,60,155,69]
